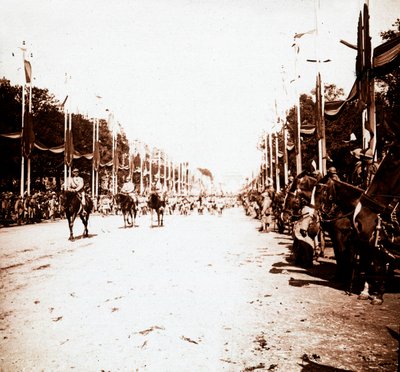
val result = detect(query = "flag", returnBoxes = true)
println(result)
[64,127,74,167]
[93,140,100,171]
[314,73,323,140]
[24,60,32,84]
[22,112,35,158]
[294,29,316,39]
[60,95,69,109]
[356,5,371,107]
[113,148,119,171]
[293,113,299,155]
[324,80,358,118]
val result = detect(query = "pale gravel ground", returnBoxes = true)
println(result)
[0,207,399,371]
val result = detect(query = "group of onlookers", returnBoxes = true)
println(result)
[0,189,238,228]
[0,190,63,227]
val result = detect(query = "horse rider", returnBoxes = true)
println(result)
[150,180,163,198]
[351,148,377,189]
[327,166,340,182]
[67,168,86,211]
[121,175,137,202]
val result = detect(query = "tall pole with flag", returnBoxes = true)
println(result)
[92,119,95,198]
[292,30,315,174]
[264,131,268,187]
[274,133,280,192]
[24,52,33,195]
[314,0,327,175]
[283,123,289,185]
[19,42,27,197]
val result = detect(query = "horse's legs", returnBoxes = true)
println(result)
[133,208,137,226]
[127,210,133,227]
[79,213,89,237]
[68,216,75,240]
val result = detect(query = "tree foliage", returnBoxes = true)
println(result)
[0,80,119,192]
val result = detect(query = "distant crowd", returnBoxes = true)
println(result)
[0,190,238,228]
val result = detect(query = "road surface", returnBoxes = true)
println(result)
[1,207,399,371]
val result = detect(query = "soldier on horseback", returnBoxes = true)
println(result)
[351,148,377,189]
[121,175,137,203]
[66,168,87,213]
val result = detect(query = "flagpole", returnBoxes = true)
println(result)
[139,142,143,195]
[69,112,72,177]
[283,124,289,185]
[264,131,268,187]
[268,133,273,183]
[163,152,167,189]
[178,163,181,195]
[20,42,26,197]
[64,105,67,189]
[274,133,280,192]
[96,118,99,198]
[92,119,95,198]
[26,58,33,196]
[314,0,327,175]
[293,42,302,174]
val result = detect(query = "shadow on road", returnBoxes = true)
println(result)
[269,256,346,291]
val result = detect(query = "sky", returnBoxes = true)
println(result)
[1,0,398,191]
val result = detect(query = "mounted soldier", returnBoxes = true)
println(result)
[121,175,138,203]
[66,168,87,213]
[351,148,377,189]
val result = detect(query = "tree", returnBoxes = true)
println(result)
[0,80,23,187]
[285,93,318,174]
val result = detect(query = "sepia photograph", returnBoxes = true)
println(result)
[1,0,399,370]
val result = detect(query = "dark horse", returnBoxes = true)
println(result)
[62,191,93,240]
[148,192,166,227]
[115,193,137,228]
[284,174,318,267]
[312,177,364,286]
[353,143,400,304]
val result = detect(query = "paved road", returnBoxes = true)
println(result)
[0,207,399,371]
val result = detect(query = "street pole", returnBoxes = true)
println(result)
[294,49,302,175]
[20,41,26,197]
[283,124,289,186]
[92,119,95,198]
[274,133,280,192]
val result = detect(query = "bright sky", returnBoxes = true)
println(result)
[1,0,398,191]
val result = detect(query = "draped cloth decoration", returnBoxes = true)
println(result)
[22,112,35,158]
[64,126,74,167]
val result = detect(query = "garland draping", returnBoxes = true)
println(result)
[0,132,22,139]
[0,131,125,169]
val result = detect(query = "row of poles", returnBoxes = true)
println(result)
[255,0,376,192]
[17,43,196,198]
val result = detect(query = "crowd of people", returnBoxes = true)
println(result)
[0,169,238,228]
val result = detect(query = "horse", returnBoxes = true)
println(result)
[283,174,318,267]
[148,192,166,227]
[115,193,137,228]
[282,174,317,233]
[353,143,400,304]
[312,176,364,285]
[62,190,93,240]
